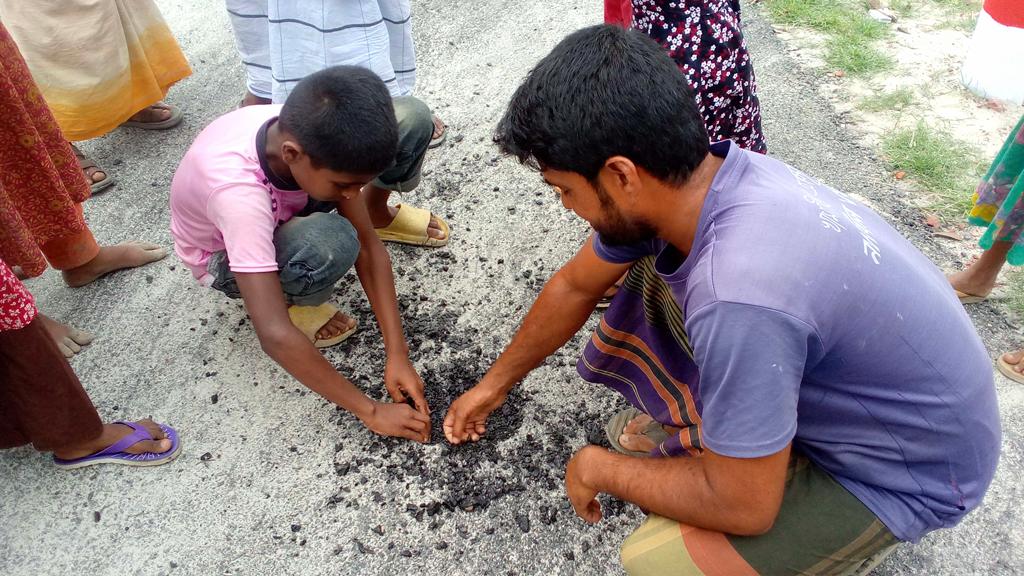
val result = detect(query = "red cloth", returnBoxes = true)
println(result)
[984,0,1024,28]
[0,258,36,332]
[0,314,103,451]
[0,23,93,278]
[604,0,633,26]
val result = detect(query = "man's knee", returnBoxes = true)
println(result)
[276,213,359,296]
[393,96,433,150]
[620,516,702,576]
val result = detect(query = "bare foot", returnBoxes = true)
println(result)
[241,91,271,107]
[52,419,171,460]
[374,204,447,241]
[127,102,174,124]
[619,412,681,453]
[62,242,168,288]
[38,313,94,358]
[316,310,356,341]
[947,269,993,300]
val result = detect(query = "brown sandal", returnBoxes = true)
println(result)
[121,101,183,130]
[70,144,115,194]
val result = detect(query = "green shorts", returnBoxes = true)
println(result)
[620,456,899,576]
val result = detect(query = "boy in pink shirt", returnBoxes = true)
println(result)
[170,66,434,441]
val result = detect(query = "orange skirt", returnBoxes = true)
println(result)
[0,0,192,141]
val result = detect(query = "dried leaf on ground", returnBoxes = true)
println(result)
[981,100,1007,113]
[933,229,964,241]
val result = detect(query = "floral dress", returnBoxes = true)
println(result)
[0,22,95,277]
[606,0,767,153]
[969,115,1024,265]
[0,258,37,332]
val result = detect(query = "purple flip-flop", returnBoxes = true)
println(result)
[53,421,181,469]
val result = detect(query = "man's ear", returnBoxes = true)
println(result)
[601,156,642,201]
[281,140,303,165]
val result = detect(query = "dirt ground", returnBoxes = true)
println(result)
[1,1,1021,575]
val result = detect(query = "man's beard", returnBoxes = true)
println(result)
[593,182,657,246]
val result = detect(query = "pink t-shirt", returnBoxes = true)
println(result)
[170,105,310,285]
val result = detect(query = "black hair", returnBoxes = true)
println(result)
[495,25,709,186]
[279,65,398,174]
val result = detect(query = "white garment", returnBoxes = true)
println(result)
[225,0,416,103]
[961,10,1024,105]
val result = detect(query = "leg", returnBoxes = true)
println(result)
[273,212,360,305]
[0,315,101,451]
[948,240,1013,299]
[39,204,168,287]
[0,317,173,459]
[379,0,416,96]
[226,0,273,102]
[366,96,448,241]
[0,316,169,458]
[619,456,899,576]
[36,312,94,358]
[211,211,361,342]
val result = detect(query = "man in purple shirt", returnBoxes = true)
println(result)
[443,25,1000,574]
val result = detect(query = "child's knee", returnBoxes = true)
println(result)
[279,213,359,293]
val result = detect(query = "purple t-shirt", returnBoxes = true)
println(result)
[593,141,1000,542]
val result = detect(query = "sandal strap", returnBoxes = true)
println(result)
[69,144,98,170]
[92,421,151,457]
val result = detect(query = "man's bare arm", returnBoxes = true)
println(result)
[568,443,792,535]
[443,234,630,442]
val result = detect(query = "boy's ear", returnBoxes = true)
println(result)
[281,140,304,165]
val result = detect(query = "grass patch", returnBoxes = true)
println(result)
[825,36,894,76]
[890,0,915,16]
[1006,270,1024,319]
[767,0,888,38]
[881,120,984,219]
[930,0,979,10]
[858,88,916,112]
[766,0,892,76]
[936,11,979,32]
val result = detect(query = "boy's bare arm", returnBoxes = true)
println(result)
[235,271,430,441]
[335,195,430,421]
[443,234,631,443]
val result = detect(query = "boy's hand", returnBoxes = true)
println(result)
[359,401,431,442]
[384,357,430,438]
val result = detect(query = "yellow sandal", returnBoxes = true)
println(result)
[287,303,357,349]
[375,204,450,247]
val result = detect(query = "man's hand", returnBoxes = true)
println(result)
[565,445,604,523]
[442,382,508,444]
[359,401,431,442]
